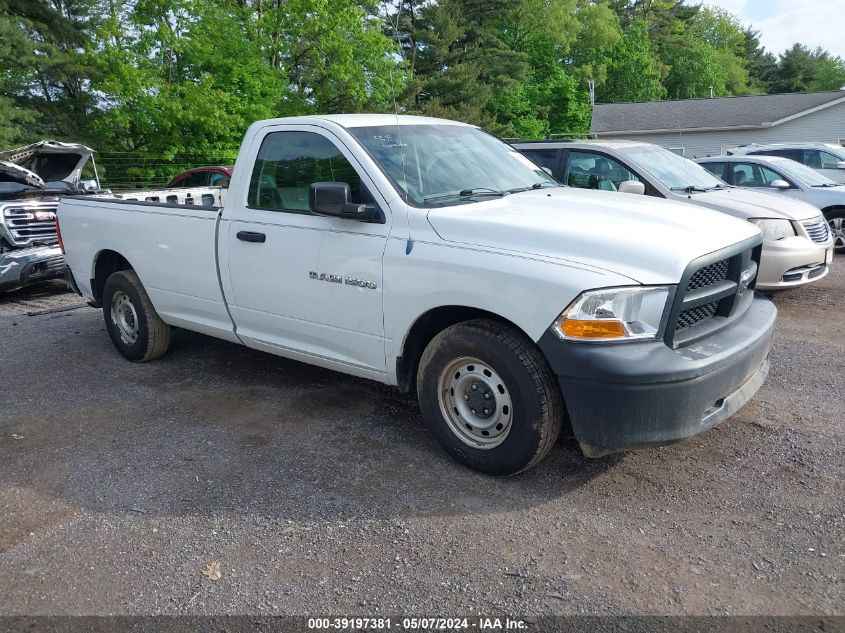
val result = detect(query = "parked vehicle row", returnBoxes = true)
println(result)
[59,114,775,475]
[514,140,834,291]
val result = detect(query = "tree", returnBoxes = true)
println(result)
[0,0,100,144]
[599,21,664,102]
[771,44,845,93]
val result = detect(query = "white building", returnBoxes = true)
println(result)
[590,90,845,158]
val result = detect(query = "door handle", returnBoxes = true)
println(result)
[236,231,266,243]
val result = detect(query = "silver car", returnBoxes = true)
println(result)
[727,143,845,184]
[512,140,834,291]
[697,154,845,253]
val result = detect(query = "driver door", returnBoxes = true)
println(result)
[221,125,392,379]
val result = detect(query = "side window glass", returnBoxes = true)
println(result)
[209,172,230,187]
[817,151,841,169]
[802,150,824,169]
[731,164,756,186]
[759,166,787,186]
[521,149,559,174]
[248,131,365,213]
[565,151,639,191]
[182,171,208,187]
[702,163,726,180]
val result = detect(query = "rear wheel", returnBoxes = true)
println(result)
[416,319,563,475]
[825,210,845,254]
[103,270,171,362]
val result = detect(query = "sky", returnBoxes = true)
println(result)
[705,0,845,58]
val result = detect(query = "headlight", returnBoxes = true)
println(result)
[552,286,672,342]
[749,218,795,241]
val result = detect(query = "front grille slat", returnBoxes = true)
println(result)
[675,257,732,332]
[2,205,58,247]
[677,301,719,331]
[686,258,729,292]
[802,217,831,245]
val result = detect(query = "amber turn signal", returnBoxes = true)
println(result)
[558,319,627,339]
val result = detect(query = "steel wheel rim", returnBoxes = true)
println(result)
[437,356,513,450]
[110,291,139,345]
[829,217,845,250]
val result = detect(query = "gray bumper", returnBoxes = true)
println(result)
[538,294,777,456]
[0,245,65,291]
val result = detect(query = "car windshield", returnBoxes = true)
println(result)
[348,124,556,206]
[618,145,725,191]
[775,159,839,187]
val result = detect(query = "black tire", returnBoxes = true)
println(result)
[416,319,564,475]
[102,270,171,362]
[824,209,845,254]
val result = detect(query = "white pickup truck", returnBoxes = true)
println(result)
[58,115,776,475]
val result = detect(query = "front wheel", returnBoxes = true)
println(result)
[416,319,564,475]
[103,270,171,362]
[826,210,845,254]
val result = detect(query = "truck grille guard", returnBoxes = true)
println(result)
[663,235,764,348]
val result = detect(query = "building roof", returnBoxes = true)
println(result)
[591,91,845,136]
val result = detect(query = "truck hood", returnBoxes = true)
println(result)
[425,188,760,285]
[0,140,94,186]
[0,161,45,188]
[686,187,820,221]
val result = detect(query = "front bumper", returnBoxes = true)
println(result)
[756,236,832,290]
[538,294,777,457]
[0,245,65,291]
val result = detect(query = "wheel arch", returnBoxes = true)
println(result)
[395,305,535,393]
[91,249,135,306]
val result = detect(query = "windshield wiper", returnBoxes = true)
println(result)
[507,182,561,194]
[672,185,711,193]
[423,187,508,203]
[812,183,838,187]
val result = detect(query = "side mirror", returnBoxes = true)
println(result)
[81,179,99,191]
[618,180,645,195]
[309,182,374,221]
[836,161,845,169]
[770,179,791,190]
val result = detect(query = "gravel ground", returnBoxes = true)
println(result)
[0,261,842,618]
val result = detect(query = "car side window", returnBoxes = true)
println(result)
[565,151,639,192]
[182,171,208,187]
[520,149,559,175]
[701,162,727,181]
[731,163,787,187]
[759,165,787,186]
[248,131,366,213]
[209,172,230,187]
[810,150,841,169]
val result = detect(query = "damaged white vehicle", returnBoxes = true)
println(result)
[0,140,104,291]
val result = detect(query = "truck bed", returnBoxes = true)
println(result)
[58,195,237,341]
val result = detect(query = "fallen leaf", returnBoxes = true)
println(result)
[202,560,222,581]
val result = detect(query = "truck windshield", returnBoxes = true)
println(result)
[619,145,725,191]
[348,124,556,206]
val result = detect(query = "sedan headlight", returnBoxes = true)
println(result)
[553,286,672,342]
[749,218,795,241]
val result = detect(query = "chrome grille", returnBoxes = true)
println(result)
[686,258,729,292]
[677,301,719,332]
[2,204,59,247]
[802,217,831,245]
